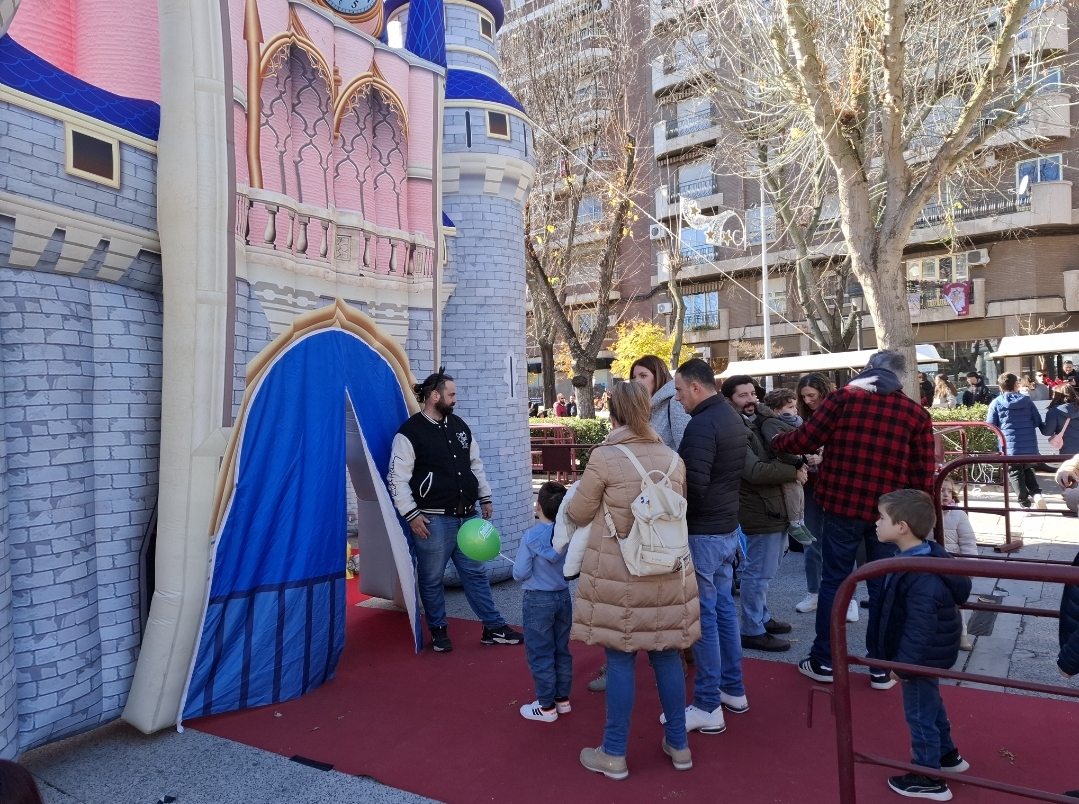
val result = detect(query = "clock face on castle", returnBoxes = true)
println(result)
[318,0,379,18]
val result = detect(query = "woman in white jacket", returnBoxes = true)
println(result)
[937,478,978,650]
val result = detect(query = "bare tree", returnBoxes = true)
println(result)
[503,0,645,417]
[660,0,1070,392]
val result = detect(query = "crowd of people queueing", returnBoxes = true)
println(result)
[386,356,1079,802]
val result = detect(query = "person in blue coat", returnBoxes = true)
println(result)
[873,489,972,801]
[1042,384,1079,456]
[987,373,1046,508]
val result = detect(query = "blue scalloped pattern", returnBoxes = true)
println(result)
[0,35,160,140]
[445,69,523,113]
[387,0,504,30]
[404,0,447,68]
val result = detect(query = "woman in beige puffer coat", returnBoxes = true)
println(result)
[567,381,700,781]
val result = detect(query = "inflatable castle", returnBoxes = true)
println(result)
[0,0,534,756]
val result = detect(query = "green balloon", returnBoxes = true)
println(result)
[457,517,501,562]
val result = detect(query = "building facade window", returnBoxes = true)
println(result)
[578,196,602,224]
[1016,153,1062,192]
[577,310,596,336]
[683,290,720,329]
[906,253,970,282]
[746,204,777,245]
[65,124,120,188]
[756,278,787,316]
[679,226,711,262]
[486,110,510,139]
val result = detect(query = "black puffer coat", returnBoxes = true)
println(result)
[678,393,747,535]
[875,541,972,675]
[1059,550,1079,677]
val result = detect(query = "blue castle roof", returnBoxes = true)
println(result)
[446,69,523,113]
[403,0,447,68]
[0,35,160,140]
[385,0,505,30]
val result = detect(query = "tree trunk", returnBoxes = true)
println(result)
[539,341,556,408]
[853,239,919,398]
[576,372,596,419]
[668,264,686,370]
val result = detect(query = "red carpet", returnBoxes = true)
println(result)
[189,585,1079,804]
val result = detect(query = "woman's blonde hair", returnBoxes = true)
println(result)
[608,381,657,439]
[934,374,957,399]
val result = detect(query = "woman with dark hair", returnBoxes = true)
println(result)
[629,355,692,452]
[793,373,835,615]
[568,381,698,779]
[0,760,45,804]
[1042,383,1079,455]
[987,372,1046,509]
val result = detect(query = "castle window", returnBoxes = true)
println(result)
[479,13,494,40]
[65,124,120,188]
[465,111,473,147]
[487,111,510,139]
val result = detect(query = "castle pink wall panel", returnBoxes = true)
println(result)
[73,0,160,102]
[234,104,251,188]
[258,0,291,43]
[330,30,376,85]
[8,0,75,74]
[259,65,293,195]
[406,70,435,167]
[295,5,334,65]
[290,53,334,208]
[333,108,370,216]
[373,52,410,103]
[228,0,248,102]
[407,179,434,239]
[372,110,407,231]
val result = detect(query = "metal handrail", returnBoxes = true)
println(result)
[933,453,1075,552]
[820,555,1079,804]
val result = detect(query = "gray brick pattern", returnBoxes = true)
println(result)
[0,268,162,756]
[232,279,275,419]
[406,307,433,374]
[0,102,158,232]
[442,109,529,159]
[0,342,15,759]
[445,4,499,69]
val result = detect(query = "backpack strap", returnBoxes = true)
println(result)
[613,443,677,484]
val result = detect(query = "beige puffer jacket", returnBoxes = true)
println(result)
[567,426,700,653]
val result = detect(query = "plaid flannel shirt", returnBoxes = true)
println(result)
[770,387,935,522]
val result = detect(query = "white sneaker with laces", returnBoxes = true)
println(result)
[555,700,572,714]
[847,598,860,623]
[1033,494,1048,510]
[720,692,749,714]
[796,593,818,613]
[520,701,558,722]
[660,704,726,734]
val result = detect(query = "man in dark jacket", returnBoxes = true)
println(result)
[873,489,972,801]
[721,375,803,652]
[772,350,935,689]
[388,370,522,653]
[959,372,992,407]
[670,358,748,734]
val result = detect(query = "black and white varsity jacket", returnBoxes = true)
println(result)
[388,411,492,522]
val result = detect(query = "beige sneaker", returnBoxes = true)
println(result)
[580,747,628,780]
[959,634,973,651]
[662,738,693,771]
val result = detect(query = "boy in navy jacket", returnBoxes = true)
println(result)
[874,489,972,801]
[1059,551,1079,799]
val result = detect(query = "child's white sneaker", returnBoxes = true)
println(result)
[520,701,558,722]
[796,593,818,613]
[555,700,572,714]
[846,598,860,623]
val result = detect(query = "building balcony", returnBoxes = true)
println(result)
[654,114,720,159]
[651,56,695,95]
[681,309,730,343]
[907,278,988,323]
[1009,7,1068,56]
[655,179,723,220]
[908,179,1071,244]
[981,91,1070,147]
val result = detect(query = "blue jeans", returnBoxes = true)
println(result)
[411,514,504,631]
[901,676,955,770]
[522,589,573,708]
[803,484,824,594]
[740,532,786,636]
[689,532,744,712]
[811,512,898,667]
[602,648,687,757]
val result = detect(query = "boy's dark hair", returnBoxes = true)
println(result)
[537,481,568,522]
[879,489,936,540]
[0,760,46,804]
[763,388,796,411]
[720,374,756,400]
[675,358,716,389]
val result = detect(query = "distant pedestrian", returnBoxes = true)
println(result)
[918,373,933,407]
[931,375,957,410]
[1061,360,1078,387]
[567,395,579,417]
[1042,384,1079,455]
[554,394,568,417]
[1030,372,1053,401]
[872,489,972,802]
[771,350,935,690]
[986,372,1046,509]
[959,372,992,407]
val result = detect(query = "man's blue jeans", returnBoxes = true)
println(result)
[689,532,744,712]
[522,589,573,709]
[811,512,898,667]
[602,648,687,757]
[803,484,824,594]
[411,514,504,631]
[740,531,786,636]
[901,676,955,769]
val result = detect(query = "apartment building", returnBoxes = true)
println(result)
[647,1,1079,384]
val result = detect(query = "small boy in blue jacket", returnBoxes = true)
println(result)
[513,481,571,723]
[874,489,972,802]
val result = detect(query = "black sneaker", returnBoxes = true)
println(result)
[1064,791,1079,798]
[741,633,791,652]
[939,749,969,773]
[430,627,453,653]
[887,772,952,800]
[798,656,833,683]
[764,618,792,635]
[480,624,523,645]
[870,668,898,690]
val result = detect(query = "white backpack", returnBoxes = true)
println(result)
[602,445,691,579]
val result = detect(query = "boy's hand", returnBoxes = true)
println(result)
[796,466,809,484]
[891,671,901,683]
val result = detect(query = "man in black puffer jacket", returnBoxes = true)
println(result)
[873,489,972,802]
[670,359,748,735]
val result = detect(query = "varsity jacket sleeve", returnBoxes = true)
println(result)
[388,433,421,521]
[770,392,841,456]
[470,435,493,505]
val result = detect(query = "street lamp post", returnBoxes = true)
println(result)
[847,282,865,351]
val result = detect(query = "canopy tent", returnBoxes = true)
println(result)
[176,307,421,726]
[717,344,948,379]
[989,332,1079,359]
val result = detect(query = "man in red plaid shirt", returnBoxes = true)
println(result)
[771,350,935,688]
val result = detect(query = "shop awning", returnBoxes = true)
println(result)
[988,332,1079,359]
[717,344,948,379]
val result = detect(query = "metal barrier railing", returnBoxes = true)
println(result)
[814,555,1079,804]
[934,453,1076,552]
